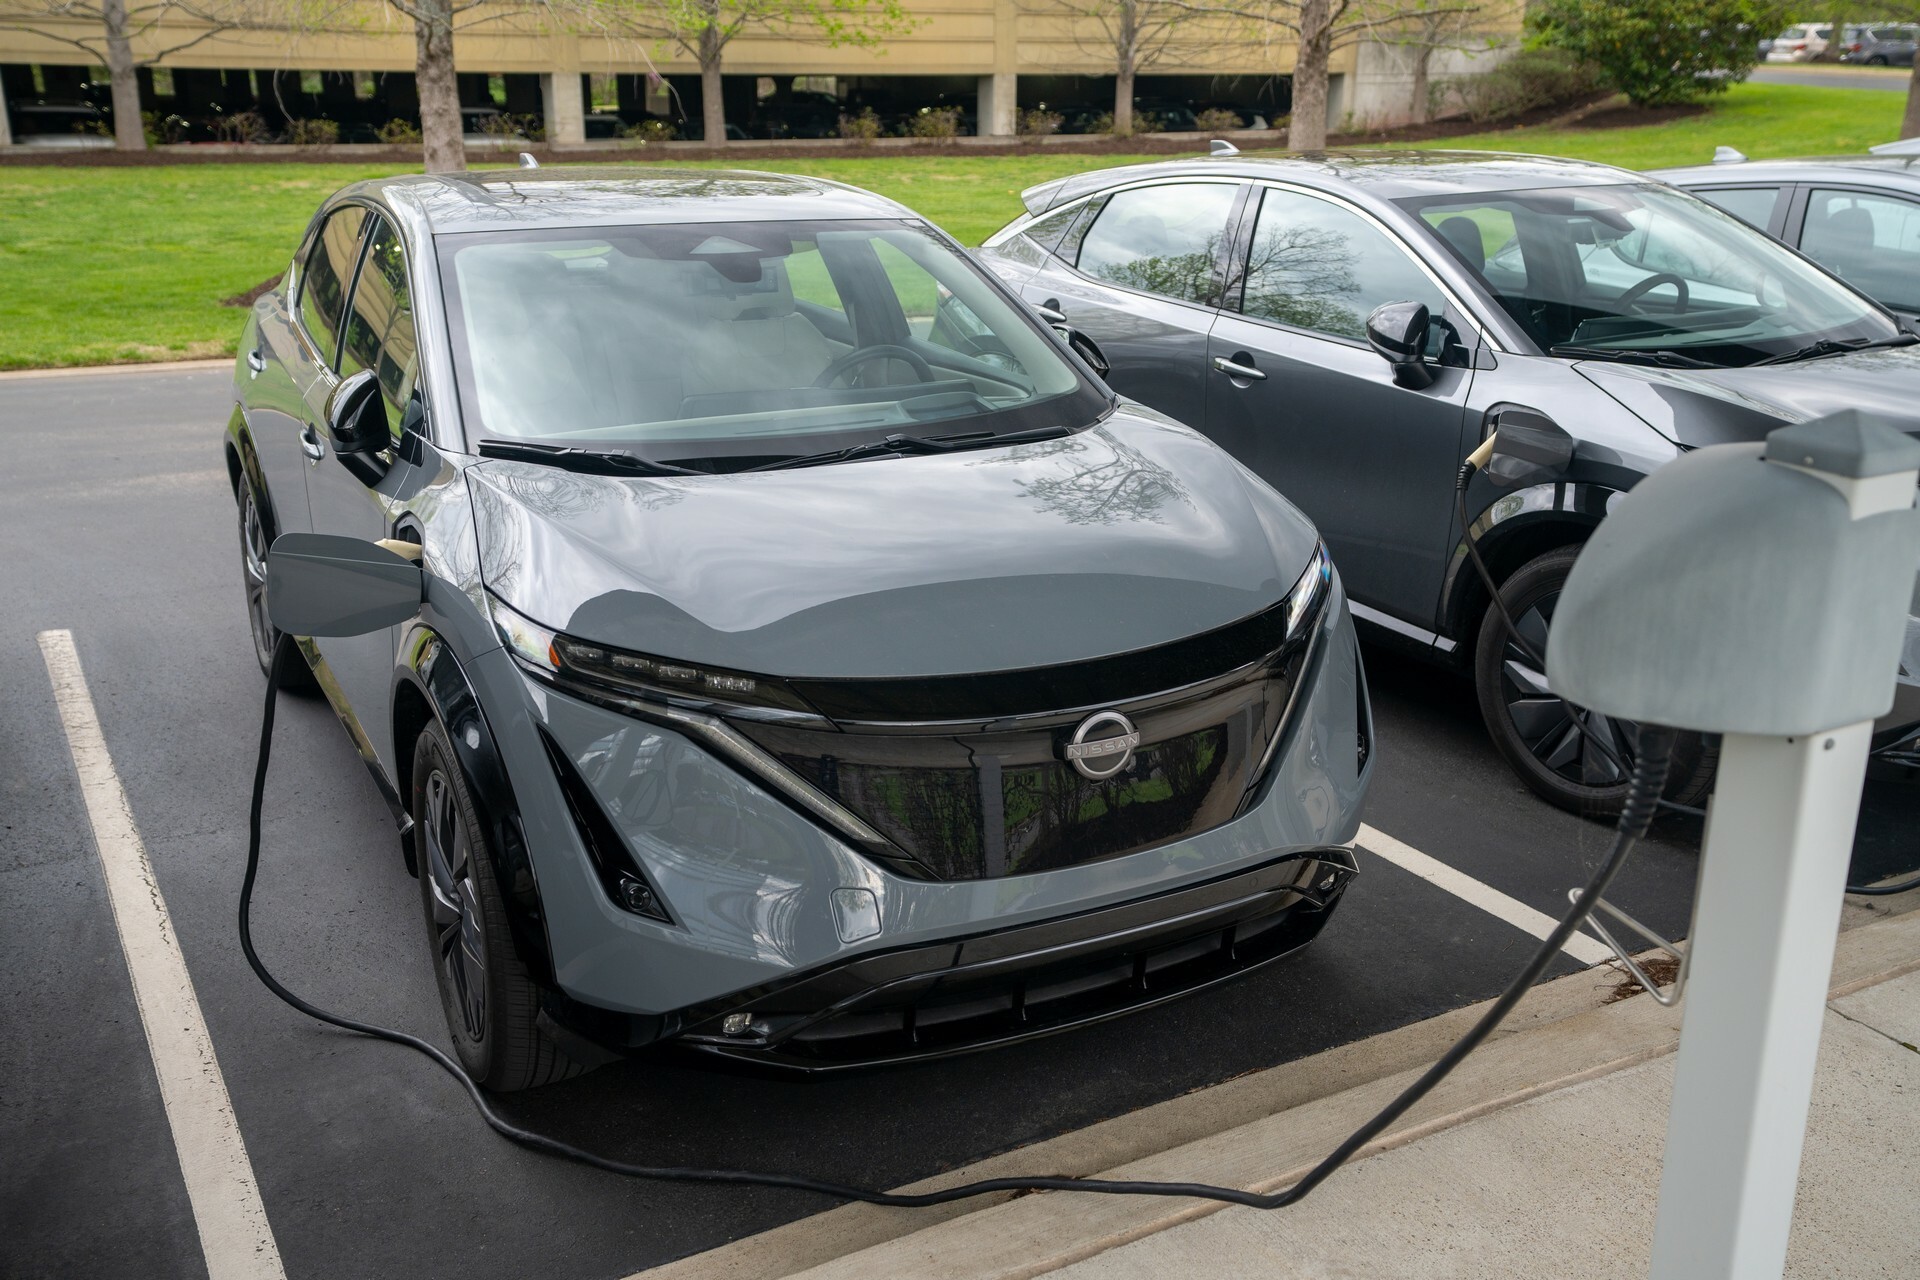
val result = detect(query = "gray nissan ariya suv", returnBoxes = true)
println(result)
[225,168,1371,1090]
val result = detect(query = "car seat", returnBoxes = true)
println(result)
[681,257,835,394]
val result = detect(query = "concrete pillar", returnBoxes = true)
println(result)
[978,72,1017,136]
[542,37,585,145]
[0,76,12,148]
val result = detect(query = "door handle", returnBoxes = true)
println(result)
[246,348,266,376]
[1212,355,1267,381]
[1034,300,1067,325]
[300,425,326,461]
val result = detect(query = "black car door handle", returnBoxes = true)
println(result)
[246,348,266,376]
[1212,355,1267,381]
[300,425,326,461]
[1034,300,1067,325]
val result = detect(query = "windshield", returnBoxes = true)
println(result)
[1399,183,1900,365]
[437,219,1103,467]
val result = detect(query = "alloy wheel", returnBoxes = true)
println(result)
[422,768,488,1043]
[1496,591,1634,787]
[238,489,277,672]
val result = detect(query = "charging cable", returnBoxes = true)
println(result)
[1455,449,1919,896]
[242,636,1673,1209]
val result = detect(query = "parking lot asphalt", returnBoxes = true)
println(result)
[3,366,1916,1280]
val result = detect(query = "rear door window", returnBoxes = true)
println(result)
[1075,183,1241,306]
[296,205,367,370]
[1800,188,1920,312]
[1690,187,1783,233]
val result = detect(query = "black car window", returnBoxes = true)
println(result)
[1241,187,1444,342]
[338,214,420,442]
[1076,183,1239,306]
[1021,203,1082,255]
[296,205,367,370]
[1802,188,1920,312]
[1691,187,1780,231]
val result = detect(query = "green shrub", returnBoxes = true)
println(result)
[837,107,882,141]
[1017,108,1063,137]
[1193,107,1243,133]
[1442,47,1609,123]
[284,118,340,146]
[905,106,962,140]
[375,118,422,145]
[1528,0,1792,107]
[622,118,677,143]
[142,111,190,146]
[212,110,268,143]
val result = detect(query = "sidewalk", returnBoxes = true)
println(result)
[651,896,1920,1280]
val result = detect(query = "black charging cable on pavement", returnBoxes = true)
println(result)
[1454,452,1920,897]
[242,634,1675,1209]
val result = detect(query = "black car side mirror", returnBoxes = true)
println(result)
[326,369,389,457]
[1059,326,1111,379]
[265,533,422,637]
[1366,301,1435,390]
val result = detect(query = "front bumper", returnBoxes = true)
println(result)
[672,846,1356,1072]
[484,572,1371,1048]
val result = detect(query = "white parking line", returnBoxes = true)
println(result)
[37,630,287,1280]
[1357,823,1614,967]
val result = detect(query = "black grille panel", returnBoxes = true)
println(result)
[732,649,1304,880]
[781,725,1230,880]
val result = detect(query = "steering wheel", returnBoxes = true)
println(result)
[813,344,937,389]
[1617,272,1690,314]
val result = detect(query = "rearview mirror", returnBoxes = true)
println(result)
[266,533,422,637]
[1366,301,1435,390]
[326,369,388,457]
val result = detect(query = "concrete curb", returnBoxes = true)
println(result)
[641,894,1920,1280]
[0,358,232,381]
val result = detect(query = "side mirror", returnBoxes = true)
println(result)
[1060,326,1110,379]
[1366,301,1435,390]
[1483,404,1575,489]
[326,369,389,457]
[265,533,422,637]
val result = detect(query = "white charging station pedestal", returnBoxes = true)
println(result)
[1545,411,1920,1279]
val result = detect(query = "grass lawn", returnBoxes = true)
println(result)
[0,80,1903,370]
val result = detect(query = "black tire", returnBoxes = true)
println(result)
[1475,546,1718,818]
[412,720,587,1091]
[237,485,315,690]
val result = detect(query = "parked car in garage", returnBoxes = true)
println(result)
[978,148,1920,814]
[1653,145,1920,323]
[225,166,1370,1090]
[1766,23,1832,61]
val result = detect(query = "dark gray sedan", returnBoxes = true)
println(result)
[1652,145,1920,322]
[226,166,1370,1089]
[979,148,1920,814]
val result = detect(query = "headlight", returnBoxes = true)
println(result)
[486,592,821,717]
[1286,542,1333,638]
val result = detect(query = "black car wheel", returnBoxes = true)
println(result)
[237,485,314,689]
[413,720,586,1091]
[1475,546,1717,817]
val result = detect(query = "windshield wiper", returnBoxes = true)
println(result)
[1748,333,1919,367]
[1549,344,1718,369]
[477,439,702,477]
[746,425,1073,473]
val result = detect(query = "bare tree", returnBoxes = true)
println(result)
[589,0,913,145]
[1026,0,1208,136]
[1178,0,1476,150]
[0,0,340,151]
[1382,0,1482,124]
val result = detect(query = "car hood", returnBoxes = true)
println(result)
[1574,346,1920,449]
[467,406,1319,679]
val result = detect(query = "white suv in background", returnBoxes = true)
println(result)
[1766,24,1832,62]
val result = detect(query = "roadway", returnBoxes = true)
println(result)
[2,364,1914,1280]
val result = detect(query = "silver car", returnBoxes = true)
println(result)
[226,167,1371,1090]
